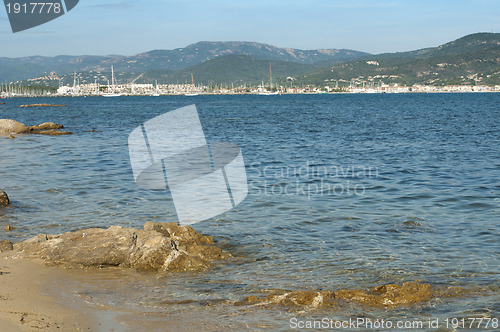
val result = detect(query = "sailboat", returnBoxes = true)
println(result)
[102,65,122,97]
[151,80,160,96]
[259,63,279,95]
[185,73,199,96]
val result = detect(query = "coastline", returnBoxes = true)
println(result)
[0,90,499,98]
[0,251,236,332]
[0,252,109,332]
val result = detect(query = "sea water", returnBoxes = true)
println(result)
[0,94,498,330]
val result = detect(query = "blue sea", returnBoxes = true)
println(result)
[0,94,499,330]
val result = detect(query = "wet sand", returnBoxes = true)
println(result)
[0,252,101,332]
[0,252,202,332]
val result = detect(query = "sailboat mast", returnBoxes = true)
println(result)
[269,64,273,91]
[111,65,115,92]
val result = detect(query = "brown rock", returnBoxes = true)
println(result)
[237,290,337,308]
[28,122,64,130]
[0,189,10,207]
[33,129,73,136]
[18,104,67,108]
[335,282,434,307]
[0,240,13,252]
[0,119,29,134]
[14,223,231,272]
[4,225,15,231]
[0,119,72,135]
[237,282,467,309]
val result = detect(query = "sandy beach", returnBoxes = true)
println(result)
[0,250,220,332]
[0,252,99,332]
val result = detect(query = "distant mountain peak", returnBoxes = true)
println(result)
[2,33,498,86]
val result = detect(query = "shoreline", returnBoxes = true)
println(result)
[0,90,499,99]
[0,238,492,331]
[0,252,123,332]
[0,251,237,332]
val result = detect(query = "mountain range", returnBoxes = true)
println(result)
[0,42,367,82]
[2,33,499,87]
[297,33,500,87]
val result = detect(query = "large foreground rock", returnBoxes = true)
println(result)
[0,189,10,207]
[0,119,71,135]
[14,222,231,272]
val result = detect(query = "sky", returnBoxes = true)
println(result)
[1,0,499,57]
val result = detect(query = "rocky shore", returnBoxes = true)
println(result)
[12,222,232,272]
[0,194,477,321]
[0,119,72,136]
[237,282,469,309]
[0,219,472,310]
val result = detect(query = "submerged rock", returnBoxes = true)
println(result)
[0,119,72,135]
[0,189,10,207]
[29,122,64,130]
[14,222,231,272]
[238,290,338,309]
[19,104,67,108]
[34,129,73,136]
[334,282,433,307]
[237,282,468,309]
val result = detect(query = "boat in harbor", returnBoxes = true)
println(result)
[151,80,160,96]
[259,91,279,96]
[102,66,122,97]
[259,63,279,95]
[185,73,199,96]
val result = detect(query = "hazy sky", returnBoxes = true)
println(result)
[1,0,499,57]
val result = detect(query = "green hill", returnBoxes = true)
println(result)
[20,55,315,87]
[296,33,500,87]
[0,42,367,82]
[11,33,500,88]
[136,55,315,85]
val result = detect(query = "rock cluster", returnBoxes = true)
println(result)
[14,222,231,272]
[237,282,467,309]
[1,219,473,308]
[0,119,72,136]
